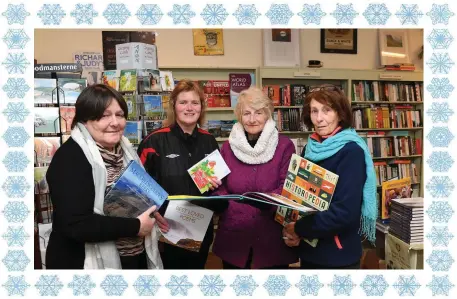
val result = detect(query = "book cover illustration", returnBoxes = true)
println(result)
[59,106,76,133]
[119,69,138,92]
[124,94,138,119]
[34,78,57,104]
[140,69,162,92]
[187,149,231,194]
[102,70,120,90]
[208,120,222,138]
[34,166,49,194]
[34,137,61,165]
[124,121,142,144]
[381,177,412,223]
[104,160,169,218]
[57,78,87,104]
[220,120,235,138]
[160,71,175,91]
[160,201,213,252]
[229,73,255,108]
[276,153,339,247]
[143,95,163,119]
[34,107,60,134]
[143,120,162,136]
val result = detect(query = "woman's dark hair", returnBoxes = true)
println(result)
[71,84,128,129]
[301,84,353,130]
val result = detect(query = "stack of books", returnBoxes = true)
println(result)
[388,197,423,245]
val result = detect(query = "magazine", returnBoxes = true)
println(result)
[381,177,412,223]
[187,149,231,194]
[275,154,339,247]
[160,201,213,252]
[104,160,169,218]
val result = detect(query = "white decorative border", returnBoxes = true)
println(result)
[0,0,455,297]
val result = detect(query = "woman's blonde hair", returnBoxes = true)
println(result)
[166,79,207,126]
[234,87,273,123]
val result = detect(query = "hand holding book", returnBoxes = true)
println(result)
[136,205,158,237]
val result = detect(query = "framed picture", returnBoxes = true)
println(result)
[192,29,224,56]
[320,29,358,54]
[263,29,300,67]
[378,29,410,66]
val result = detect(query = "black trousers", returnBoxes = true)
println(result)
[160,242,209,269]
[222,248,290,269]
[300,260,360,269]
[120,250,148,269]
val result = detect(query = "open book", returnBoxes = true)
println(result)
[104,160,169,218]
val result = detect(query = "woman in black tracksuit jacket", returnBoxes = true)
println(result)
[137,79,224,269]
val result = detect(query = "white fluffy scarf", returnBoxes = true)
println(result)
[71,123,163,269]
[228,119,279,164]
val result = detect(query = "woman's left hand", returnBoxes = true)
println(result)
[283,223,300,247]
[207,177,222,191]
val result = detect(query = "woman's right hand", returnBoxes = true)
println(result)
[153,211,169,233]
[136,206,157,237]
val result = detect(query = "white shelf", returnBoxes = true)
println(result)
[356,127,423,132]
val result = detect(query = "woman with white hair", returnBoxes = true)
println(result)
[211,87,298,269]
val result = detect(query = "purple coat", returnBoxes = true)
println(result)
[212,135,299,268]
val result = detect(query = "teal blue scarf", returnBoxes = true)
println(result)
[304,128,377,243]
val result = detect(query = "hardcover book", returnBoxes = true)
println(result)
[104,160,169,218]
[229,73,255,108]
[381,177,412,223]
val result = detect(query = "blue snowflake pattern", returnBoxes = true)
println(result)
[426,4,455,25]
[395,4,423,25]
[427,275,454,296]
[2,151,29,172]
[427,78,454,99]
[35,275,63,296]
[2,250,30,271]
[2,226,29,247]
[2,4,30,25]
[295,275,324,296]
[2,78,30,99]
[2,176,30,198]
[427,103,454,123]
[428,29,453,50]
[200,4,228,25]
[2,29,30,50]
[2,127,30,148]
[393,275,420,296]
[363,4,391,25]
[427,250,454,271]
[331,4,359,25]
[298,4,326,25]
[165,275,193,296]
[2,275,30,296]
[2,53,30,74]
[37,4,66,25]
[427,201,454,223]
[265,4,294,25]
[3,102,30,123]
[2,201,29,223]
[198,275,226,296]
[427,152,454,172]
[426,176,454,198]
[360,275,389,296]
[232,4,261,26]
[427,127,454,147]
[328,275,356,296]
[100,275,128,296]
[133,275,161,296]
[427,226,454,247]
[70,4,98,25]
[136,4,163,25]
[103,4,130,25]
[68,275,96,296]
[427,53,454,74]
[230,275,258,296]
[263,275,291,296]
[168,4,196,25]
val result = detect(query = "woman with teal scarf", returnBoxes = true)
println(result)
[282,85,377,269]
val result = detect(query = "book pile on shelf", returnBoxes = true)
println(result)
[359,131,422,158]
[262,84,307,106]
[203,120,236,139]
[388,197,423,245]
[384,63,416,72]
[273,108,303,132]
[352,81,422,102]
[352,105,422,129]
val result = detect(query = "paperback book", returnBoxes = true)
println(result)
[104,160,169,218]
[35,107,60,134]
[58,78,87,104]
[160,71,175,91]
[119,69,138,92]
[381,177,412,223]
[34,78,57,104]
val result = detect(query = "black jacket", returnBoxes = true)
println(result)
[137,124,222,254]
[45,138,141,269]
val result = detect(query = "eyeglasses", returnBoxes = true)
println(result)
[308,85,342,93]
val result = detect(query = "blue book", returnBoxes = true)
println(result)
[104,160,169,218]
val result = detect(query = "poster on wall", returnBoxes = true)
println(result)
[192,29,224,56]
[73,52,104,85]
[263,29,300,67]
